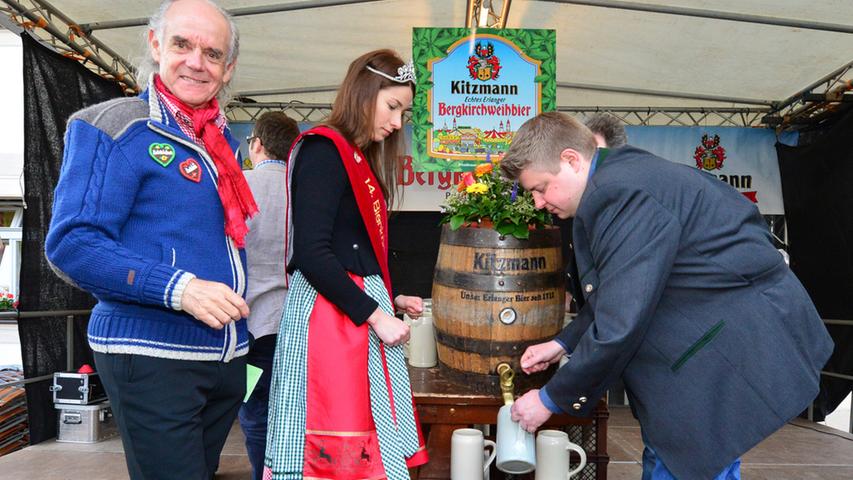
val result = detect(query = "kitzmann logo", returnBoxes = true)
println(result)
[473,253,547,272]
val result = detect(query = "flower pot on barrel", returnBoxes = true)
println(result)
[431,223,565,392]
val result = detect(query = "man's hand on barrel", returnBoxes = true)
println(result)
[394,295,423,319]
[367,307,411,346]
[520,340,566,374]
[511,389,553,433]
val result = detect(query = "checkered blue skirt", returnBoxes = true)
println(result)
[264,272,420,480]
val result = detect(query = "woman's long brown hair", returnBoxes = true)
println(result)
[326,49,414,209]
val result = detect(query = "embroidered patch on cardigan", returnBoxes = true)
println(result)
[149,143,175,167]
[179,158,202,183]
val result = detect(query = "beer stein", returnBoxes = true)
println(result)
[535,429,587,479]
[494,363,536,474]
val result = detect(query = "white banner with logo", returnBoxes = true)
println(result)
[232,123,794,215]
[398,126,795,215]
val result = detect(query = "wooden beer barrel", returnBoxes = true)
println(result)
[431,224,565,391]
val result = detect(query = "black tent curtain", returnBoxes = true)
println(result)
[777,108,853,421]
[18,32,123,444]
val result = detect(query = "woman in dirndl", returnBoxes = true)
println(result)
[264,49,428,480]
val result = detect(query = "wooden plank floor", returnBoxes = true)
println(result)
[1,406,853,479]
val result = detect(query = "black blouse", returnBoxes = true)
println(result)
[288,136,382,325]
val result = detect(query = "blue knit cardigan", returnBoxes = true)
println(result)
[45,87,248,362]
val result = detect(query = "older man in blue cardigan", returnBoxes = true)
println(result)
[45,1,255,478]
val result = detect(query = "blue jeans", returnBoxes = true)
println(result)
[641,430,741,480]
[238,334,276,480]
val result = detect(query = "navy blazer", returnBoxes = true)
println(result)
[546,146,833,479]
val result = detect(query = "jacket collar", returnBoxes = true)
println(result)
[140,74,239,152]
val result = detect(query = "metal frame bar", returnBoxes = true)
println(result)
[557,81,774,106]
[239,81,775,107]
[0,0,138,92]
[466,0,512,29]
[225,101,335,123]
[557,106,769,127]
[816,318,853,433]
[0,309,92,389]
[235,85,340,98]
[823,319,853,327]
[79,0,386,33]
[225,101,769,126]
[763,60,853,128]
[536,0,853,34]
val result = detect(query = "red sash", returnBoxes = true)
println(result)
[286,126,394,305]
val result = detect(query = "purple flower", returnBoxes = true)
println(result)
[510,181,519,202]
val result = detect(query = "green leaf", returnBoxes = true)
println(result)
[428,46,445,59]
[496,223,515,236]
[450,215,465,230]
[513,223,531,239]
[435,37,456,52]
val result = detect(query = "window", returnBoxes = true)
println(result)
[0,205,23,297]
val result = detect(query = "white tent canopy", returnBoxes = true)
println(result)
[3,0,853,125]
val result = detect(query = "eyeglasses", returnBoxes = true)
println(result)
[246,135,257,144]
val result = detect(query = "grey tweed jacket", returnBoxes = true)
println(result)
[243,161,289,339]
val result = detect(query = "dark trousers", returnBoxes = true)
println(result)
[94,352,246,480]
[238,334,276,480]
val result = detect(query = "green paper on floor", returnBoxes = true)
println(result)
[244,364,263,402]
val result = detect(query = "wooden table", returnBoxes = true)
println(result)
[410,367,609,480]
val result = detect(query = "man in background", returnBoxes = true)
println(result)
[585,112,627,149]
[564,113,628,311]
[240,111,299,480]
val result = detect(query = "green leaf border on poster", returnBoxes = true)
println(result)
[411,27,556,172]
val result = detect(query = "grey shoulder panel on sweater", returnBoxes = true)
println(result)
[68,97,148,139]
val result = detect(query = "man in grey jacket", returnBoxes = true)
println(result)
[239,111,299,480]
[504,112,832,479]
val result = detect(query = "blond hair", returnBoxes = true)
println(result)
[501,112,597,180]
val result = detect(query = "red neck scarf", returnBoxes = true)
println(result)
[154,75,258,248]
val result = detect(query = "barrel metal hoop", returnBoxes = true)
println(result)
[433,269,562,291]
[434,328,556,356]
[440,224,561,248]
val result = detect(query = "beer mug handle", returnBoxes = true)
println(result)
[565,443,587,479]
[483,439,497,475]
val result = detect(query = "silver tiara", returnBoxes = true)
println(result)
[366,60,416,84]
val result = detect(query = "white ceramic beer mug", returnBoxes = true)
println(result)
[407,314,437,368]
[535,430,587,479]
[451,428,496,480]
[496,403,537,474]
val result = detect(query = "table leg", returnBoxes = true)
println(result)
[416,423,464,479]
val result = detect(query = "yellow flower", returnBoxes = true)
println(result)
[466,183,488,194]
[474,162,493,177]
